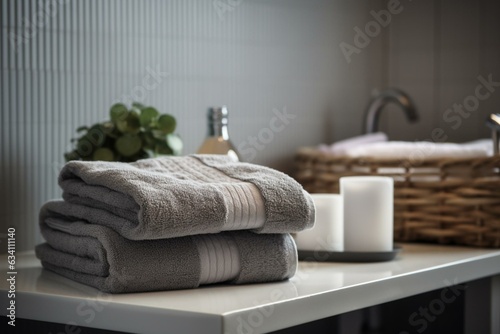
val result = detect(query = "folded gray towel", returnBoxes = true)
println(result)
[36,201,297,293]
[59,154,314,240]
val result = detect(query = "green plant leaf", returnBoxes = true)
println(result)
[140,132,156,150]
[100,121,114,133]
[77,139,94,157]
[92,147,114,161]
[135,149,150,160]
[166,133,183,155]
[64,151,80,162]
[86,124,106,147]
[158,114,176,134]
[117,111,141,134]
[140,107,159,127]
[99,122,119,139]
[115,134,142,157]
[155,141,173,155]
[67,103,179,163]
[151,129,165,140]
[110,103,128,123]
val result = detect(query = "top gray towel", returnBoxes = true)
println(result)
[59,154,315,240]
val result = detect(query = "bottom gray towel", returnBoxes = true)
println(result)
[35,218,297,293]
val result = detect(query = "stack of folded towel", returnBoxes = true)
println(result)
[35,155,315,293]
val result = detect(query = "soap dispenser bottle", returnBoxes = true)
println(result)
[196,106,240,161]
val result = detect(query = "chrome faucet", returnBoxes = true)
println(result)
[486,113,500,155]
[364,88,419,133]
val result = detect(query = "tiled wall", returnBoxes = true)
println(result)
[1,0,499,252]
[383,0,500,142]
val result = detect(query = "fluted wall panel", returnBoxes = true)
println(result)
[2,0,385,251]
[3,0,497,252]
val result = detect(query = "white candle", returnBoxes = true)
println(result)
[340,176,393,252]
[294,194,343,252]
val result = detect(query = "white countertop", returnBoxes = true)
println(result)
[2,243,500,334]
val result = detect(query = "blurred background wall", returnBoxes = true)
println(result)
[1,0,499,252]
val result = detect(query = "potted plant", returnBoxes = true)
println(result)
[65,102,182,162]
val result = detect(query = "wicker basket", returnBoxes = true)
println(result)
[295,147,500,247]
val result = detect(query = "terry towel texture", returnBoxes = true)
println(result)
[36,201,298,293]
[59,154,315,240]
